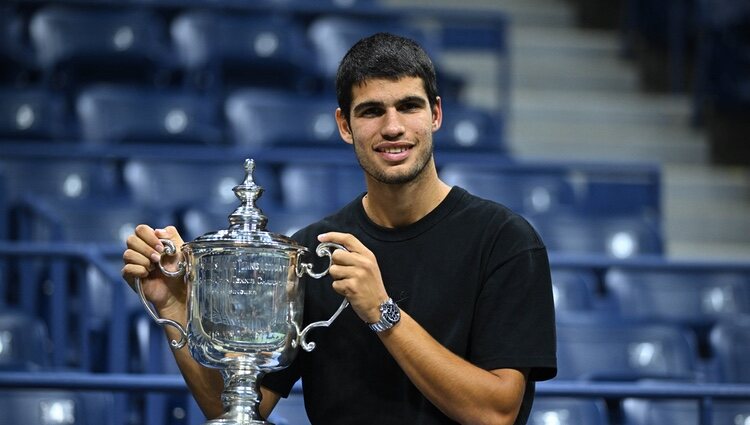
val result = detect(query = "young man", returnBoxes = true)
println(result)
[123,33,556,424]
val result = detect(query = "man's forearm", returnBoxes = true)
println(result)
[378,311,527,425]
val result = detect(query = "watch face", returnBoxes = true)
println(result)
[382,302,401,323]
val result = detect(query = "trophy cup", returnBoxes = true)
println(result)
[135,159,349,424]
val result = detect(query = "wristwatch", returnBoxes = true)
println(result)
[368,298,401,332]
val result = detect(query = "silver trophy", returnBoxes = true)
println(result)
[135,159,348,424]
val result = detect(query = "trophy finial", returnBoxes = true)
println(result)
[229,158,268,231]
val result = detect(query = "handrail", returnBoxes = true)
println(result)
[1,372,749,400]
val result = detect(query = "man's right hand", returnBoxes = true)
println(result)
[122,225,187,321]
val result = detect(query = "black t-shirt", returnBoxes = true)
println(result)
[262,186,557,424]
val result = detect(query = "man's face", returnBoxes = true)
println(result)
[336,76,442,185]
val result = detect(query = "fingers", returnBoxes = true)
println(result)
[123,224,183,283]
[318,232,369,255]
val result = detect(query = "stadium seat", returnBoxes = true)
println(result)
[29,5,175,88]
[439,164,577,215]
[19,196,171,244]
[605,267,750,328]
[0,6,35,84]
[307,15,464,101]
[171,10,317,91]
[123,159,279,213]
[279,163,364,212]
[433,104,504,152]
[555,317,699,381]
[0,158,120,206]
[710,315,750,383]
[0,310,51,371]
[225,88,340,148]
[531,213,663,258]
[550,268,600,312]
[622,398,750,425]
[0,390,114,425]
[76,84,222,145]
[0,87,69,140]
[529,397,610,425]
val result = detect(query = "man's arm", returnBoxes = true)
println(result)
[318,232,527,425]
[379,311,527,425]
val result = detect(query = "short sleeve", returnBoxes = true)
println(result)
[469,247,557,381]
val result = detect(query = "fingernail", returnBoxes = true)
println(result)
[150,253,161,263]
[155,244,164,253]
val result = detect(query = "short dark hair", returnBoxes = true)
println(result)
[335,32,439,122]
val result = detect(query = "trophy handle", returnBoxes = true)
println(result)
[296,242,350,352]
[135,239,189,350]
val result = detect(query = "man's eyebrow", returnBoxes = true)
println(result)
[352,95,428,115]
[352,100,384,115]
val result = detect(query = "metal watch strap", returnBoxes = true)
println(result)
[368,298,400,332]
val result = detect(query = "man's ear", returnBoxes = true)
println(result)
[335,108,354,145]
[432,96,443,133]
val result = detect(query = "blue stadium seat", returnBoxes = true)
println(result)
[710,315,750,383]
[434,104,504,152]
[123,159,279,213]
[19,196,171,244]
[555,317,699,381]
[0,310,51,371]
[622,398,750,425]
[0,390,114,425]
[605,267,750,328]
[0,87,69,140]
[0,6,35,84]
[529,397,610,425]
[76,84,222,145]
[439,164,577,215]
[171,10,317,91]
[225,88,340,148]
[550,268,600,313]
[29,6,175,88]
[0,158,121,207]
[279,163,364,212]
[530,213,663,258]
[307,15,464,101]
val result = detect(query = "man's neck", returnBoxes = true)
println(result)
[362,165,451,229]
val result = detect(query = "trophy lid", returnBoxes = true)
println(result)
[187,158,303,252]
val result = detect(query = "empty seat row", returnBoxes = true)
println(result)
[0,85,504,151]
[0,5,470,97]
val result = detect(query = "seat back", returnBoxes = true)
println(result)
[623,398,750,425]
[529,397,610,425]
[555,318,699,381]
[0,310,51,371]
[123,159,278,213]
[605,268,750,327]
[76,84,222,145]
[440,165,577,215]
[0,88,69,140]
[172,10,316,89]
[225,88,340,147]
[0,390,114,425]
[29,6,173,87]
[531,213,663,258]
[710,315,750,383]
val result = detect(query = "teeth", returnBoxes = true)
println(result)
[381,147,407,154]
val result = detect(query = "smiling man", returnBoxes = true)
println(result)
[122,33,557,424]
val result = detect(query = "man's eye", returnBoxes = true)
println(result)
[399,103,421,111]
[361,108,382,117]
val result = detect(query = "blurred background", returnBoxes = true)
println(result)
[0,0,749,424]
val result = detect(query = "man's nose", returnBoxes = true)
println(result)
[381,109,405,140]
